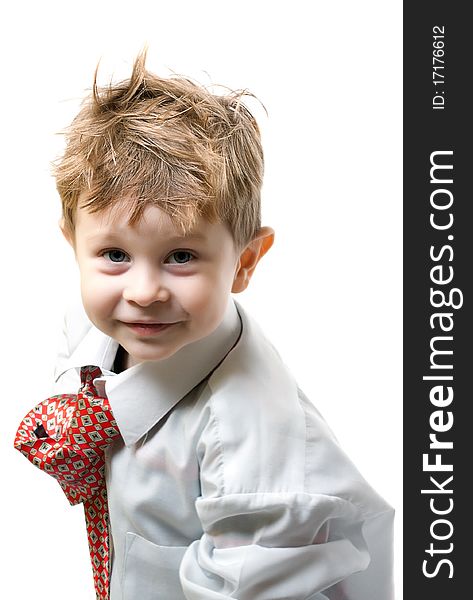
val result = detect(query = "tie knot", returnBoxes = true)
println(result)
[79,365,103,397]
[72,367,120,450]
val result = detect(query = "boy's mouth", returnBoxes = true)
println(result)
[122,321,178,336]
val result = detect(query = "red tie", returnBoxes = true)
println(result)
[14,366,121,600]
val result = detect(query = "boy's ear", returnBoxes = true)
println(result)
[59,217,75,248]
[232,226,274,293]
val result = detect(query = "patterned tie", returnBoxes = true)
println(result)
[14,365,121,600]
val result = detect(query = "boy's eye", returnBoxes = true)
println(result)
[165,251,195,264]
[103,250,129,263]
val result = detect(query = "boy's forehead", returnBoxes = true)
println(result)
[77,202,174,231]
[75,200,225,244]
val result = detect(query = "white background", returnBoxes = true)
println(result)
[1,1,402,597]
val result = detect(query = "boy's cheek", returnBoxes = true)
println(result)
[80,281,117,317]
[80,268,114,292]
[181,280,226,312]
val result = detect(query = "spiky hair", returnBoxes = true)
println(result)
[54,50,264,248]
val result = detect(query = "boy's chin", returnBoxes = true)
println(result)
[121,341,185,368]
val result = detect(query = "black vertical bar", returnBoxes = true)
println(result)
[404,2,471,597]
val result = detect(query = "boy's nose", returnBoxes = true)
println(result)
[122,269,170,306]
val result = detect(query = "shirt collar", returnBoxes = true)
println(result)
[56,326,119,379]
[60,298,242,447]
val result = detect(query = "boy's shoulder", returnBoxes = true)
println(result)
[204,303,390,515]
[53,300,117,390]
[54,301,91,381]
[62,300,93,352]
[209,302,302,424]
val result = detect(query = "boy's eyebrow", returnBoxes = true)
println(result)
[84,231,208,243]
[166,232,207,243]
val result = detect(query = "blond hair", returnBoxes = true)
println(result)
[54,50,264,248]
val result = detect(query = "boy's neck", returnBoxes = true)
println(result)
[113,345,129,373]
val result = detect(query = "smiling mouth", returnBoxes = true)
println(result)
[122,322,179,336]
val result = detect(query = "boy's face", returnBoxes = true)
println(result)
[69,201,272,368]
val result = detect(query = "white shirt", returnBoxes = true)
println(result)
[53,298,394,600]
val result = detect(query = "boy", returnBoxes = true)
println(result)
[15,51,394,599]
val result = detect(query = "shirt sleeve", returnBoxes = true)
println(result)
[178,400,394,600]
[179,491,384,599]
